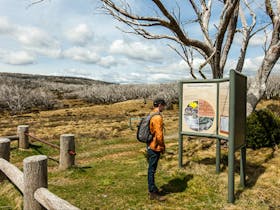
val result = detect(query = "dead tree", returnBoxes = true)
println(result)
[100,0,279,115]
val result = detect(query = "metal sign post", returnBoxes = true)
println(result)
[178,69,247,203]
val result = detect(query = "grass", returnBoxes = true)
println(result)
[0,99,280,209]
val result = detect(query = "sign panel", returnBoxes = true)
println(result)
[230,70,247,150]
[219,82,230,137]
[182,83,217,134]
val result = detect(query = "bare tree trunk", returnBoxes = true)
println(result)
[247,0,280,115]
[247,45,280,115]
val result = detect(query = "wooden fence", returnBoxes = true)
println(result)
[0,125,80,210]
[3,125,76,170]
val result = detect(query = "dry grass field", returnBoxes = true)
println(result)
[0,99,279,209]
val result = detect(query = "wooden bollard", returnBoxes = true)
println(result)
[0,138,10,182]
[59,134,75,170]
[23,155,48,210]
[17,125,29,149]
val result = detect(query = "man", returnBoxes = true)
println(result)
[147,98,166,201]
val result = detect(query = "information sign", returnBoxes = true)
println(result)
[182,83,217,134]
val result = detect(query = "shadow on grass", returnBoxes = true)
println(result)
[29,143,59,163]
[71,165,93,172]
[196,155,267,188]
[186,152,272,200]
[235,163,266,199]
[160,174,193,195]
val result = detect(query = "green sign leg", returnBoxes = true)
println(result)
[240,146,246,188]
[178,134,183,168]
[216,138,221,173]
[228,146,235,203]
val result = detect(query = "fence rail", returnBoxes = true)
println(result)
[0,126,80,210]
[35,187,79,210]
[0,157,24,191]
[27,133,60,150]
[2,135,19,141]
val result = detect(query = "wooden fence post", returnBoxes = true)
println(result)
[59,134,75,170]
[0,138,10,182]
[18,125,29,149]
[23,155,48,210]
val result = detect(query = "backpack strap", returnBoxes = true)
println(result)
[149,112,161,118]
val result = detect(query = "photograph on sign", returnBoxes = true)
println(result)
[182,83,217,134]
[219,82,230,136]
[220,115,229,134]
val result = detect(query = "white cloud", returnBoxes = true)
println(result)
[65,23,93,46]
[62,68,92,77]
[0,17,13,33]
[16,26,61,58]
[63,47,117,68]
[243,56,264,74]
[225,56,263,76]
[63,47,99,63]
[110,39,163,62]
[99,56,117,68]
[234,32,272,47]
[146,60,186,73]
[61,67,111,82]
[0,16,61,59]
[0,50,35,65]
[145,58,212,79]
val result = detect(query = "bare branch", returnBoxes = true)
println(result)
[262,29,269,53]
[198,50,215,79]
[220,1,239,72]
[265,0,275,21]
[168,44,197,79]
[102,1,168,24]
[189,0,213,46]
[234,0,259,72]
[26,0,45,9]
[250,23,271,37]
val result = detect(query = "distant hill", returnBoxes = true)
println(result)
[0,72,113,86]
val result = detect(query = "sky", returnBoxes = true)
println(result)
[0,0,278,84]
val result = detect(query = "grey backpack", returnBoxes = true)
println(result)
[136,112,160,144]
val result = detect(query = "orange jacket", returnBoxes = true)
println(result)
[148,109,165,153]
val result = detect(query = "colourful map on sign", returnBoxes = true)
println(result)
[184,99,214,132]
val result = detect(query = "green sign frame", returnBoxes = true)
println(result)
[178,70,247,203]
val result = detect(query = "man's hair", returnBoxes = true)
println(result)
[153,98,166,107]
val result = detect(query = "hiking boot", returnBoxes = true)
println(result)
[149,192,166,201]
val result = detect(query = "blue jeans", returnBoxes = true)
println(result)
[147,148,161,193]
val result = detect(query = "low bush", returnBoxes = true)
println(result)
[246,109,280,149]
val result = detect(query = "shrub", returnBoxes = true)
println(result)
[267,104,280,117]
[30,88,56,110]
[0,84,31,114]
[246,109,280,149]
